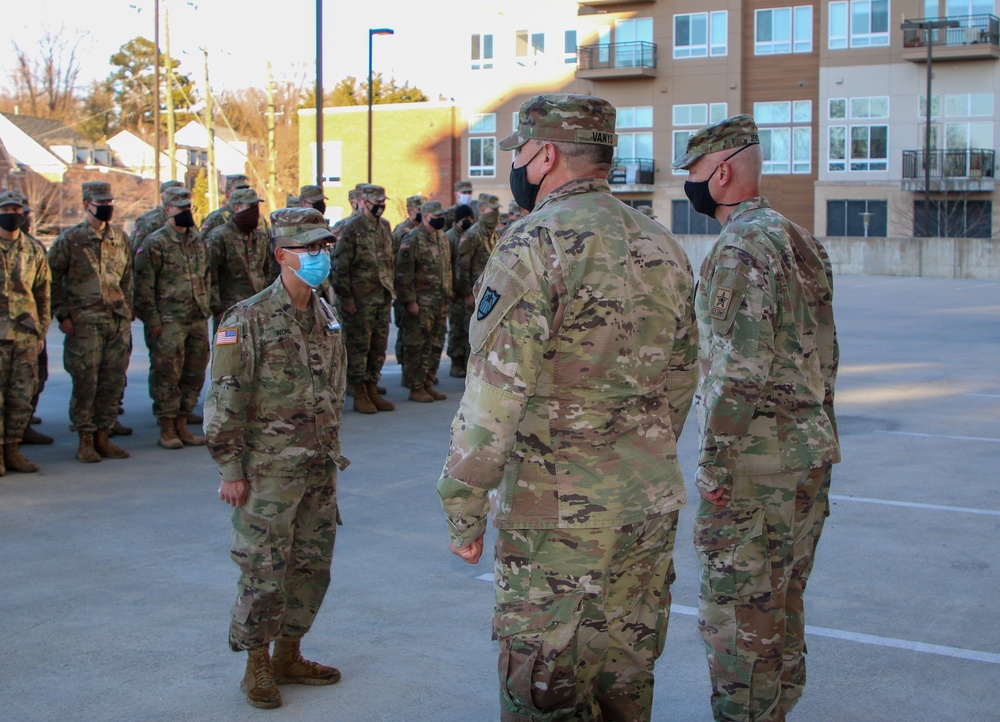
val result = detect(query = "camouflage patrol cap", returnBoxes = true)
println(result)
[671,114,760,171]
[82,181,114,202]
[637,205,655,218]
[299,184,326,203]
[454,180,473,193]
[163,186,192,207]
[362,184,388,201]
[0,190,25,209]
[269,207,334,248]
[500,94,618,151]
[420,200,446,216]
[406,195,426,209]
[224,174,251,192]
[477,193,501,210]
[508,201,522,215]
[160,180,183,192]
[231,188,263,205]
[285,194,300,207]
[347,189,362,201]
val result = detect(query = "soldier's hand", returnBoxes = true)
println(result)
[449,534,484,564]
[219,479,249,508]
[59,318,74,335]
[407,301,419,316]
[37,339,44,354]
[151,325,164,338]
[343,302,357,316]
[465,294,475,308]
[699,486,730,507]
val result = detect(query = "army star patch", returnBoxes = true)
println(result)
[215,327,239,345]
[710,287,733,320]
[477,287,501,321]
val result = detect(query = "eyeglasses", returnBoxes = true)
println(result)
[283,243,327,256]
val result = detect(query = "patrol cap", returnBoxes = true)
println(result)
[285,194,300,207]
[406,194,426,209]
[508,201,522,215]
[347,188,362,201]
[160,180,183,193]
[82,181,114,202]
[477,193,501,210]
[0,190,25,209]
[499,94,618,151]
[454,180,473,193]
[420,200,446,216]
[671,114,760,171]
[299,184,326,203]
[269,208,334,248]
[362,184,388,202]
[224,174,251,192]
[163,186,192,207]
[231,188,263,205]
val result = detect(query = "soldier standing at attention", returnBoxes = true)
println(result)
[444,204,475,378]
[200,174,252,237]
[206,208,348,710]
[395,200,451,403]
[392,194,425,254]
[48,181,133,463]
[134,187,212,450]
[0,191,50,474]
[673,114,840,722]
[298,185,327,215]
[207,187,273,325]
[452,193,502,377]
[129,180,184,255]
[437,94,698,721]
[331,183,395,414]
[443,179,474,232]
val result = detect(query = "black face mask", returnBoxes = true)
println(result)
[233,205,260,233]
[509,145,546,212]
[369,203,385,219]
[683,143,757,218]
[458,217,473,232]
[92,204,114,223]
[428,217,445,230]
[172,208,196,228]
[414,213,422,224]
[311,200,327,215]
[0,213,21,233]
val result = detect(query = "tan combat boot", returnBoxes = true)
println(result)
[365,381,395,412]
[111,420,133,436]
[271,638,341,686]
[174,415,206,446]
[94,429,130,459]
[408,386,434,403]
[424,384,447,401]
[242,645,282,709]
[352,382,377,414]
[76,432,101,463]
[21,425,54,445]
[4,442,39,473]
[157,417,183,449]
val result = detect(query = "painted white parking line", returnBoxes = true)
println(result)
[965,393,1000,399]
[874,430,1000,443]
[829,495,1000,517]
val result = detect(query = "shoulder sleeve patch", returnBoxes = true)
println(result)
[708,267,750,336]
[469,261,528,355]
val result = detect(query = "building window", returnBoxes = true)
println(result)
[827,199,888,236]
[914,199,992,237]
[564,30,578,64]
[674,12,727,59]
[469,137,495,178]
[756,6,813,54]
[516,30,545,66]
[469,113,496,134]
[310,141,342,184]
[612,18,655,67]
[829,0,889,49]
[672,103,728,173]
[471,33,493,70]
[672,199,723,235]
[829,96,889,171]
[755,100,812,174]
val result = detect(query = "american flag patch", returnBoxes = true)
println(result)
[215,328,239,345]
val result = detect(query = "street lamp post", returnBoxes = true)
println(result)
[368,28,394,184]
[316,0,324,187]
[901,18,959,236]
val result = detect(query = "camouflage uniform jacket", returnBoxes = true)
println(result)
[0,231,51,340]
[129,206,166,254]
[454,220,498,298]
[48,220,132,322]
[134,224,211,325]
[204,278,348,481]
[206,219,273,316]
[200,203,233,237]
[331,213,394,305]
[395,225,452,305]
[694,196,840,495]
[437,178,699,547]
[392,218,417,254]
[331,210,358,242]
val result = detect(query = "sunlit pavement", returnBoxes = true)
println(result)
[3,275,998,721]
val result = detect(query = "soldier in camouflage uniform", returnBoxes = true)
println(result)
[200,174,252,237]
[129,180,184,255]
[48,181,133,462]
[392,194,425,253]
[443,179,474,232]
[285,194,300,208]
[330,185,365,241]
[437,94,698,722]
[0,191,50,474]
[451,193,502,378]
[298,184,326,214]
[444,204,475,377]
[207,187,274,323]
[507,200,523,226]
[395,200,451,402]
[134,187,212,450]
[206,208,348,710]
[330,183,395,414]
[673,114,840,722]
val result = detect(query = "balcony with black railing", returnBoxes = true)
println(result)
[901,148,996,192]
[608,158,655,190]
[902,14,1000,60]
[576,42,657,79]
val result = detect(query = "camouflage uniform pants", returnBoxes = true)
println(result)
[30,340,47,413]
[393,299,406,368]
[341,293,391,386]
[446,298,471,366]
[695,466,832,722]
[63,315,130,433]
[229,463,340,652]
[0,336,39,442]
[493,512,678,722]
[144,319,210,418]
[400,300,447,390]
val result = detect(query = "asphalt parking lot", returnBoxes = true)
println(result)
[2,275,998,721]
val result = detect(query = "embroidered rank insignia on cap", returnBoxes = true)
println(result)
[477,287,501,321]
[215,327,239,345]
[710,287,733,320]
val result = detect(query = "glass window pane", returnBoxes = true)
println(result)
[619,107,636,128]
[830,2,848,49]
[711,11,728,55]
[946,94,969,117]
[795,6,813,52]
[830,126,846,160]
[636,106,653,127]
[757,10,773,43]
[970,93,993,116]
[870,97,889,118]
[851,97,870,118]
[710,103,728,123]
[830,98,847,119]
[636,132,654,158]
[970,122,992,148]
[870,126,888,159]
[676,16,690,47]
[793,101,812,122]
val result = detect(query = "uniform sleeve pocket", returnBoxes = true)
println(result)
[470,261,528,356]
[708,267,751,337]
[694,506,772,605]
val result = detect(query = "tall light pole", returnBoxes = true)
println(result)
[368,28,394,183]
[901,18,959,236]
[154,0,161,185]
[315,0,324,187]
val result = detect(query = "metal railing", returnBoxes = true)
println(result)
[608,158,655,185]
[902,148,996,180]
[902,14,999,47]
[577,41,657,71]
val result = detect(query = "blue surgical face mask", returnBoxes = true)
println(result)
[290,250,331,288]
